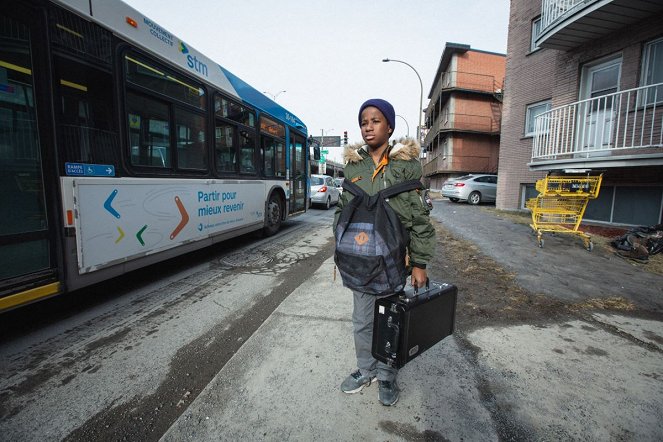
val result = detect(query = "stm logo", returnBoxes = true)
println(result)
[179,41,208,77]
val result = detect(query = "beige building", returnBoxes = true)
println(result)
[498,0,663,226]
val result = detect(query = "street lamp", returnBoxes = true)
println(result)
[263,90,286,101]
[396,114,410,137]
[382,58,423,145]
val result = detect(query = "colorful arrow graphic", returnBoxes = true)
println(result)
[104,189,121,219]
[136,225,148,246]
[170,196,189,240]
[115,226,125,244]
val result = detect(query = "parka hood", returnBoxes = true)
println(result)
[343,137,421,164]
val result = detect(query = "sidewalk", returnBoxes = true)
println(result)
[161,256,497,441]
[161,203,663,441]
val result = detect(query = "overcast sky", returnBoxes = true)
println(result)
[122,0,510,162]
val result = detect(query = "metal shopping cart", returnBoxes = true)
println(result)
[525,174,603,251]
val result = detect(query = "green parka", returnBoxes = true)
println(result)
[332,138,436,268]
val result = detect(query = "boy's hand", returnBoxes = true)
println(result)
[411,267,428,289]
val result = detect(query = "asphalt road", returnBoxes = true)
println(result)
[0,208,336,441]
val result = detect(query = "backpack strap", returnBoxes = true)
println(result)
[341,179,368,197]
[342,177,422,199]
[380,179,423,199]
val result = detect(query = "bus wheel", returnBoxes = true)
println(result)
[263,194,282,236]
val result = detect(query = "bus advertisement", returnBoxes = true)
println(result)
[0,0,309,311]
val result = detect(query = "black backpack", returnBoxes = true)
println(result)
[334,178,423,296]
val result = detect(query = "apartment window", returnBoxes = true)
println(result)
[530,17,542,52]
[641,37,663,105]
[525,100,551,136]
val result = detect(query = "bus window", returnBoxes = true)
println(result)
[124,51,208,173]
[215,95,254,126]
[175,108,206,170]
[262,137,285,178]
[215,123,236,173]
[239,129,256,174]
[54,57,118,166]
[126,92,170,168]
[214,94,256,176]
[260,115,285,178]
[125,53,205,110]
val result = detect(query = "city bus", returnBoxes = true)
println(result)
[0,0,310,312]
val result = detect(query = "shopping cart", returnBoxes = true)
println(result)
[525,174,603,251]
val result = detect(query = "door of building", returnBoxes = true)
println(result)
[578,57,621,153]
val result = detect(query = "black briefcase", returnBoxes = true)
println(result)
[372,281,457,369]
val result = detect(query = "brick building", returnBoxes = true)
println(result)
[422,43,506,189]
[498,0,663,226]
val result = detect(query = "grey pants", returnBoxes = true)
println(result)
[352,290,398,382]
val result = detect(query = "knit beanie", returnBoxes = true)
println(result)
[357,98,396,131]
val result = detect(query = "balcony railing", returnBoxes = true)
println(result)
[423,152,498,176]
[532,83,663,162]
[540,0,585,31]
[424,113,500,147]
[430,71,503,102]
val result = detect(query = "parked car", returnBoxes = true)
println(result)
[442,174,497,205]
[310,174,341,209]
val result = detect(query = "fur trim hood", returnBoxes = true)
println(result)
[343,137,421,164]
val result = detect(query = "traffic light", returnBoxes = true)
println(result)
[309,135,321,160]
[343,131,348,145]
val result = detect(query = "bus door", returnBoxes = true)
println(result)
[0,7,59,309]
[290,133,307,213]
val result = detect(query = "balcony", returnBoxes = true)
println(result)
[423,154,463,176]
[424,113,500,147]
[423,152,498,177]
[536,0,663,51]
[430,71,502,104]
[530,83,663,169]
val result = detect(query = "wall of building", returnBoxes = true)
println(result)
[452,94,501,132]
[496,0,557,211]
[452,133,500,173]
[456,51,506,90]
[498,2,663,225]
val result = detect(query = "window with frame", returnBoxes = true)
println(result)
[525,100,551,136]
[214,94,256,175]
[641,37,663,105]
[215,123,236,173]
[127,92,171,167]
[54,56,119,166]
[175,109,206,170]
[260,115,286,178]
[262,137,285,177]
[215,96,255,126]
[530,17,542,52]
[125,53,206,110]
[124,52,207,171]
[239,129,256,174]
